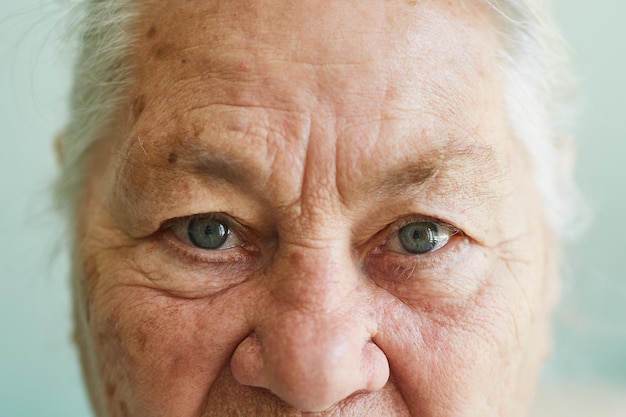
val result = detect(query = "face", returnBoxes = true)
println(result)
[74,0,559,416]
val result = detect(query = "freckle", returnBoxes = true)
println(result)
[385,86,399,101]
[131,94,146,119]
[119,400,129,417]
[147,26,157,39]
[288,251,304,265]
[181,58,187,64]
[168,152,178,164]
[153,43,174,59]
[105,382,116,399]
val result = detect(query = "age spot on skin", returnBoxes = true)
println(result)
[134,327,148,351]
[168,152,178,164]
[119,400,129,417]
[153,43,175,60]
[147,25,157,39]
[105,382,116,400]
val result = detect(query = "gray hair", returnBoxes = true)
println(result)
[54,0,582,240]
[485,0,583,240]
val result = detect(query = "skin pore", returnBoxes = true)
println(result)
[74,0,559,416]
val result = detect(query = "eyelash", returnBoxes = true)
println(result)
[161,214,256,264]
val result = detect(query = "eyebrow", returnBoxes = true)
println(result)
[168,140,258,188]
[373,160,440,196]
[369,139,497,197]
[164,135,497,198]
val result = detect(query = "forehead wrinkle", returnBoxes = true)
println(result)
[128,0,508,221]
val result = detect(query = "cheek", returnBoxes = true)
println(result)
[377,247,548,415]
[83,264,254,417]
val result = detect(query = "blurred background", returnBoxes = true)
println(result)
[0,0,624,416]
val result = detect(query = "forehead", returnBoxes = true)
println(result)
[129,0,499,119]
[135,0,493,62]
[125,0,504,151]
[109,0,516,235]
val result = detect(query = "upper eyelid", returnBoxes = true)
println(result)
[385,216,460,236]
[163,212,238,231]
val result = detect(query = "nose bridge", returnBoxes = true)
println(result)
[268,240,355,312]
[230,239,390,412]
[264,240,369,366]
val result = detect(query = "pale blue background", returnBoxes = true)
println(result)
[0,1,624,416]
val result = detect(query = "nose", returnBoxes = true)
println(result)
[230,245,389,412]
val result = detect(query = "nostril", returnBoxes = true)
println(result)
[362,341,391,392]
[230,333,265,388]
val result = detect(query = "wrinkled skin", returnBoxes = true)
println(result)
[74,0,559,416]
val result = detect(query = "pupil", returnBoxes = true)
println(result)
[399,222,438,254]
[188,218,229,249]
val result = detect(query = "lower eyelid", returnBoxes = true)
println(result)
[385,234,450,254]
[367,236,483,299]
[370,233,468,270]
[368,250,442,275]
[162,231,249,264]
[137,235,258,295]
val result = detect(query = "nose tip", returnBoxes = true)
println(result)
[230,322,389,412]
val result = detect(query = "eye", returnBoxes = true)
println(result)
[170,215,241,250]
[386,221,456,255]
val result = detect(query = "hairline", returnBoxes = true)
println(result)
[55,0,582,243]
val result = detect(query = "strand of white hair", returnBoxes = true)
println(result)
[54,0,583,241]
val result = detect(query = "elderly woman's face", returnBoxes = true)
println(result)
[76,0,558,416]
